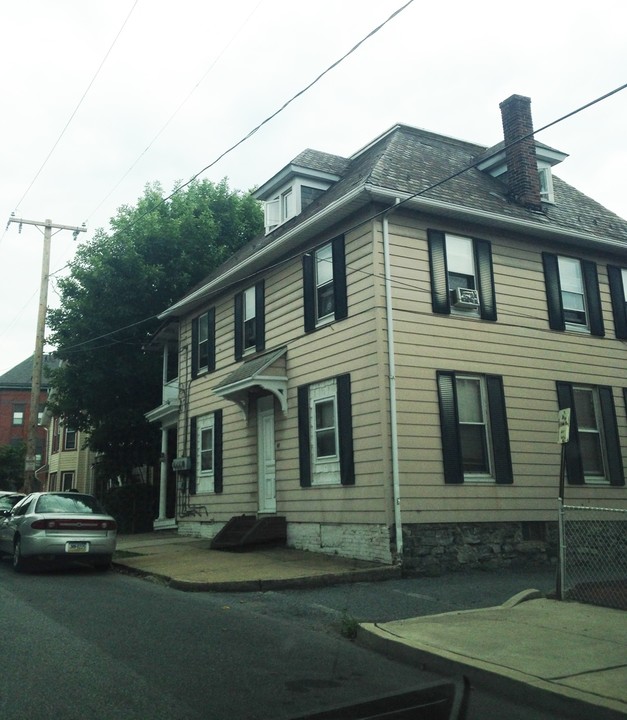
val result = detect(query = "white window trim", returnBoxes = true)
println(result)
[197,312,209,373]
[309,378,340,486]
[538,164,555,203]
[446,234,480,317]
[196,414,215,494]
[573,385,609,484]
[242,286,257,355]
[457,374,494,482]
[558,256,590,333]
[314,242,335,326]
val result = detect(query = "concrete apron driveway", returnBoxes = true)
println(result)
[113,532,400,591]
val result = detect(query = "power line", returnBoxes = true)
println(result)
[40,84,627,356]
[86,0,265,224]
[12,1,139,216]
[110,0,416,234]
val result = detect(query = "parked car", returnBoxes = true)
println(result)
[0,492,117,572]
[0,492,25,517]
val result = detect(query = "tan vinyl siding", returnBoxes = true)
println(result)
[179,222,393,526]
[386,213,626,522]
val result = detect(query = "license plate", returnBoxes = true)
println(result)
[66,541,89,554]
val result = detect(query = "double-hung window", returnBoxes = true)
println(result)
[189,410,223,494]
[556,382,624,486]
[608,265,627,339]
[12,404,25,426]
[303,235,348,332]
[298,374,354,487]
[542,253,604,335]
[64,426,77,450]
[191,309,215,378]
[437,371,513,484]
[428,230,497,320]
[61,471,75,491]
[234,282,265,360]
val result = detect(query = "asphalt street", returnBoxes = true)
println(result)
[0,559,587,720]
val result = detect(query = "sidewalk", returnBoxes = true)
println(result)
[113,531,627,718]
[113,530,400,591]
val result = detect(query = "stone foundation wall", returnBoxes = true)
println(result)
[401,521,558,574]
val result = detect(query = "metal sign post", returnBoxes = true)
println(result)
[556,408,571,600]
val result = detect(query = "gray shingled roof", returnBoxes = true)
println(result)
[164,123,627,314]
[0,355,61,389]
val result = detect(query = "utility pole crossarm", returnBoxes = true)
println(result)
[7,216,87,493]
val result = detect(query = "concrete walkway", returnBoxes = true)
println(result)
[113,531,627,718]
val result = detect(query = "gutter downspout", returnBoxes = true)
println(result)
[382,203,403,561]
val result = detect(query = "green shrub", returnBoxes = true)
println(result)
[103,483,155,534]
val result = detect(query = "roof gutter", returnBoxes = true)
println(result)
[366,185,627,251]
[161,180,624,320]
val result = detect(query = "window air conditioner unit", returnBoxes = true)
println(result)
[451,287,480,308]
[172,456,192,472]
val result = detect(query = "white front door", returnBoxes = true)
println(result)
[257,396,276,514]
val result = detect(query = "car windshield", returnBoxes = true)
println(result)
[35,494,105,515]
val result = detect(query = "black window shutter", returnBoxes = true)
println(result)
[542,253,565,331]
[234,292,243,361]
[485,375,513,484]
[214,409,223,493]
[191,318,199,379]
[474,239,497,321]
[428,230,450,315]
[436,371,464,484]
[207,308,216,373]
[336,373,355,485]
[582,261,604,337]
[189,416,197,495]
[255,280,266,353]
[303,252,315,333]
[332,235,348,322]
[297,385,311,487]
[555,381,584,485]
[598,387,625,486]
[607,265,627,339]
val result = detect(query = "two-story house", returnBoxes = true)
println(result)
[147,94,627,571]
[42,410,97,495]
[0,354,60,488]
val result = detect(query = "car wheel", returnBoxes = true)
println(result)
[13,537,28,573]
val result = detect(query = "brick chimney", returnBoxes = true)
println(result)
[499,95,543,211]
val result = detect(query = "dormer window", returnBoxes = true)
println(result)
[255,151,345,234]
[281,189,294,221]
[538,165,554,203]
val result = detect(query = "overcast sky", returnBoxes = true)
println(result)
[1,0,626,375]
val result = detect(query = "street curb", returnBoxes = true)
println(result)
[113,561,401,593]
[355,624,627,720]
[500,587,544,607]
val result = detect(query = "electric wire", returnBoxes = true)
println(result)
[21,84,627,358]
[86,0,265,224]
[12,1,140,217]
[109,0,416,234]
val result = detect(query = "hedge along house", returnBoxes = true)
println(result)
[148,95,627,571]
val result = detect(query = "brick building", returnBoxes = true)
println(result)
[0,354,60,486]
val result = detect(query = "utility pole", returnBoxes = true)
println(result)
[7,216,86,493]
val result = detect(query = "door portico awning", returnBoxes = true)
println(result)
[213,346,288,418]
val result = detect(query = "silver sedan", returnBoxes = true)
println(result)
[0,492,117,572]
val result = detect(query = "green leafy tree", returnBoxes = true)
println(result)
[0,443,26,491]
[47,179,263,481]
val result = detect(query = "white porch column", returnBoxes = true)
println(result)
[158,427,168,521]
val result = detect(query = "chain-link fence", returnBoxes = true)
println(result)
[558,504,627,610]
